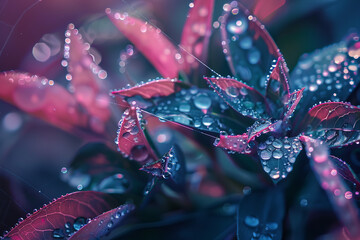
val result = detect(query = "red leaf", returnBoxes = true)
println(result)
[221,3,286,92]
[4,191,117,240]
[300,102,360,147]
[65,24,111,123]
[0,71,106,135]
[116,106,158,163]
[107,9,182,78]
[301,136,360,237]
[180,0,214,73]
[205,77,269,119]
[216,133,250,154]
[112,78,186,99]
[265,57,290,116]
[282,88,304,122]
[68,204,135,240]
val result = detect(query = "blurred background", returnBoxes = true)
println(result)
[0,0,359,235]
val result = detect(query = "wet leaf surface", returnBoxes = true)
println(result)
[237,187,285,240]
[3,191,118,240]
[301,102,360,147]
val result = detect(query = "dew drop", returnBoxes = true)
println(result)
[272,149,283,159]
[193,93,212,110]
[73,217,86,231]
[227,17,248,35]
[225,86,239,97]
[202,115,214,127]
[244,215,259,227]
[260,150,271,160]
[130,145,149,162]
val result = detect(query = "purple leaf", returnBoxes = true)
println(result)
[300,102,360,147]
[112,78,186,100]
[68,204,135,240]
[0,71,105,136]
[265,57,290,117]
[252,0,286,21]
[107,9,182,78]
[65,24,111,125]
[116,106,158,163]
[205,77,269,119]
[237,187,285,240]
[221,2,286,93]
[291,34,360,121]
[3,191,117,240]
[301,136,360,237]
[180,0,214,73]
[140,145,186,187]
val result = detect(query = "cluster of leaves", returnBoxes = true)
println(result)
[2,0,360,239]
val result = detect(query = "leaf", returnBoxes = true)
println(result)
[65,24,111,124]
[116,106,158,163]
[301,136,360,237]
[221,2,286,93]
[140,145,186,188]
[145,88,250,134]
[300,102,360,147]
[265,57,290,117]
[62,142,147,195]
[180,0,214,73]
[3,191,117,240]
[68,204,135,240]
[205,77,269,119]
[215,119,283,154]
[329,155,360,199]
[0,71,105,136]
[291,34,360,121]
[257,135,302,183]
[112,78,186,100]
[253,0,286,21]
[237,187,284,240]
[107,10,182,78]
[282,88,304,122]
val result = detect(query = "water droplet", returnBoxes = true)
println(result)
[272,149,283,159]
[272,139,283,148]
[97,173,130,194]
[202,115,214,127]
[227,14,248,35]
[260,150,271,160]
[130,145,149,161]
[225,86,239,97]
[52,229,65,239]
[73,217,86,231]
[270,170,280,179]
[248,47,260,64]
[266,222,278,230]
[244,215,259,227]
[193,93,212,110]
[239,36,252,49]
[179,103,191,112]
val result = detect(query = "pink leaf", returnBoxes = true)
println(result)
[180,0,214,73]
[301,102,360,147]
[112,78,186,99]
[301,136,360,237]
[0,71,106,135]
[253,0,286,21]
[4,191,117,240]
[215,133,250,154]
[205,77,269,119]
[116,106,158,163]
[68,204,135,240]
[265,57,291,117]
[107,9,182,78]
[65,24,111,123]
[221,3,286,92]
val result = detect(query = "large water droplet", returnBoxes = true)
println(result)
[130,145,149,161]
[225,86,239,97]
[73,217,86,231]
[97,173,130,194]
[52,229,65,239]
[248,47,261,64]
[202,115,214,127]
[179,103,191,112]
[244,215,259,227]
[260,150,271,160]
[193,93,212,110]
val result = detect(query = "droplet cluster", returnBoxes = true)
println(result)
[258,136,302,181]
[244,215,279,240]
